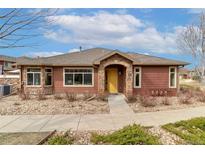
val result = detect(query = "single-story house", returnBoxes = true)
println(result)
[0,55,17,75]
[16,48,189,96]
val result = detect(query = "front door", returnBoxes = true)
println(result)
[107,68,118,93]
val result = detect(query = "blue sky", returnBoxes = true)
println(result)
[0,8,203,68]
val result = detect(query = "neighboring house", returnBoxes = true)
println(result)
[16,48,189,96]
[179,68,191,79]
[0,55,17,75]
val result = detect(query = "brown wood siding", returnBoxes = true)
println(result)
[133,66,178,96]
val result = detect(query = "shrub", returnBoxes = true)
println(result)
[65,92,77,102]
[197,92,205,103]
[90,124,160,145]
[162,97,171,105]
[13,102,20,106]
[54,93,63,100]
[139,96,157,107]
[178,94,192,104]
[48,130,74,145]
[97,93,108,102]
[48,136,73,145]
[19,91,30,100]
[37,91,46,101]
[127,95,137,103]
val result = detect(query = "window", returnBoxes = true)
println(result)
[45,68,53,86]
[169,67,177,88]
[134,67,141,88]
[4,61,12,69]
[27,68,41,86]
[64,68,93,86]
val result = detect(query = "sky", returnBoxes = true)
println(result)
[0,8,204,68]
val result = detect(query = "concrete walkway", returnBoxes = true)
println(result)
[1,95,205,132]
[108,94,134,115]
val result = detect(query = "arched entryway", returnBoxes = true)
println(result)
[97,53,133,96]
[105,64,126,94]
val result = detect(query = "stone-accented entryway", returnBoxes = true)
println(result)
[108,94,134,115]
[98,53,133,96]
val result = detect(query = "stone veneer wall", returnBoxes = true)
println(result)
[0,77,20,93]
[98,54,133,96]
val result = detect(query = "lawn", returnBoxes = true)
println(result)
[162,117,205,144]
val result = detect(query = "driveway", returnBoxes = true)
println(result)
[1,95,205,132]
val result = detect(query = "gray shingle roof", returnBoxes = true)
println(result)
[0,55,16,62]
[16,47,189,66]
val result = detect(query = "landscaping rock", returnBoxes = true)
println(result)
[148,126,185,145]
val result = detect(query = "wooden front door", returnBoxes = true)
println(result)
[107,68,118,93]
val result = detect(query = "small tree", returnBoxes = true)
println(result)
[0,9,57,49]
[177,12,205,81]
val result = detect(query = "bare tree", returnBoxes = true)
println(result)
[177,12,205,81]
[0,9,57,49]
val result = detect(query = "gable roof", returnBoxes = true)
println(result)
[0,55,16,62]
[93,50,135,64]
[16,47,189,66]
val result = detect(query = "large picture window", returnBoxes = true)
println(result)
[45,68,53,86]
[134,67,141,88]
[27,68,41,86]
[169,67,177,88]
[64,68,93,86]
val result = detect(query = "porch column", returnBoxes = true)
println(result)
[41,66,45,93]
[98,65,105,94]
[125,65,133,96]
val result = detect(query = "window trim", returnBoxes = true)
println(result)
[169,66,177,88]
[44,67,53,87]
[134,67,141,88]
[63,67,94,87]
[26,67,42,87]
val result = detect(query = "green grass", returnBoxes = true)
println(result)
[162,117,205,145]
[90,124,160,145]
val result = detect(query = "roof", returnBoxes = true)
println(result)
[16,47,189,66]
[0,55,16,62]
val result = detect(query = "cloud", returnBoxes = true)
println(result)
[28,51,64,57]
[44,11,182,54]
[27,48,81,57]
[68,48,80,53]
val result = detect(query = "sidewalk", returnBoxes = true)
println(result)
[1,105,205,132]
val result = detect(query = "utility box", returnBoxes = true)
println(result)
[0,84,12,97]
